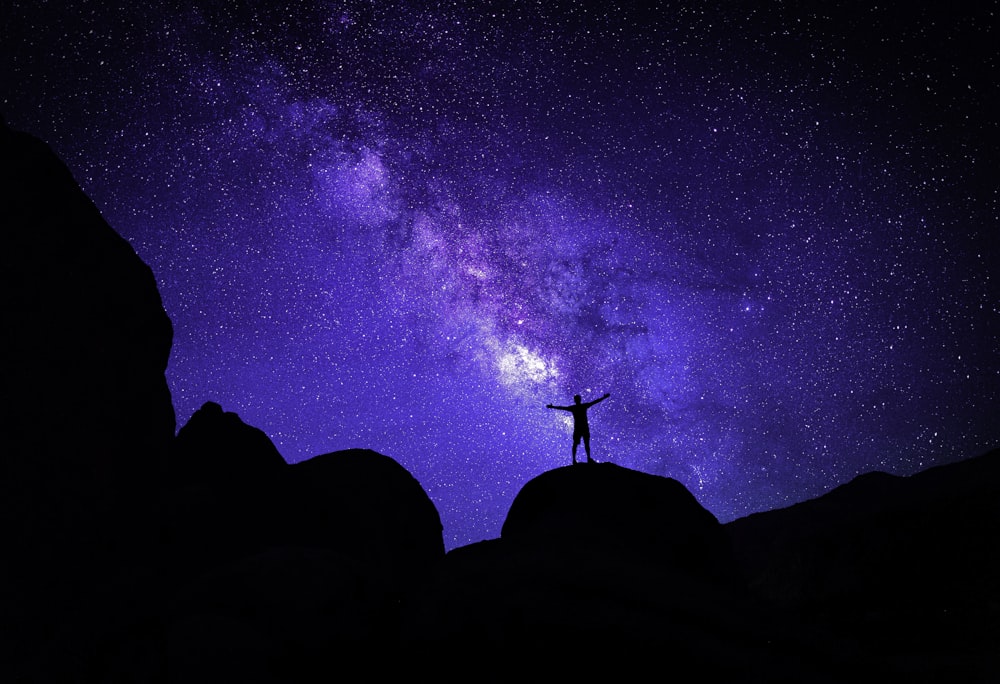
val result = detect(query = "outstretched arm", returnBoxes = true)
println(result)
[586,393,611,408]
[546,404,571,411]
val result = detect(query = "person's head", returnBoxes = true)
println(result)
[573,394,582,404]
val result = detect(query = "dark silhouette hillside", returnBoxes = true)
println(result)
[727,449,1000,679]
[1,123,996,682]
[162,409,445,680]
[0,119,175,674]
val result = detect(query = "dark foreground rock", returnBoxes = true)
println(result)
[0,125,449,681]
[166,405,444,590]
[161,441,447,679]
[3,125,996,682]
[402,456,1000,681]
[172,400,286,486]
[726,448,1000,681]
[404,464,837,681]
[503,462,734,579]
[158,409,445,680]
[0,121,175,673]
[33,413,447,681]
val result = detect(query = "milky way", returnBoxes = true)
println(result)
[5,2,997,548]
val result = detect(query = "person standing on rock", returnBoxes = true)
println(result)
[545,393,610,464]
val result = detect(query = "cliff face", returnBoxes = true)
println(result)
[1,123,175,473]
[0,122,176,669]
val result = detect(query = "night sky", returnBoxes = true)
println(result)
[5,2,997,549]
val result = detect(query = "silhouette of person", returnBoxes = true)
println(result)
[546,393,610,464]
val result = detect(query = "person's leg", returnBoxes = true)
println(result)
[572,435,579,464]
[584,433,593,462]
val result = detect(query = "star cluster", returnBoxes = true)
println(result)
[5,2,997,548]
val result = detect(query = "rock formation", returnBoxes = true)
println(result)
[2,123,996,682]
[727,448,1000,680]
[163,407,446,677]
[406,464,778,679]
[0,120,175,672]
[171,400,286,486]
[503,462,733,578]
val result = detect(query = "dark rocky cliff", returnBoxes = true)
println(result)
[727,448,1000,679]
[0,121,175,672]
[2,125,996,682]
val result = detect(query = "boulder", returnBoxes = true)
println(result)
[171,401,286,486]
[166,406,443,590]
[165,403,288,571]
[503,462,733,578]
[284,449,445,590]
[404,464,797,679]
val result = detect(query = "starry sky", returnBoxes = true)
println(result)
[4,2,998,549]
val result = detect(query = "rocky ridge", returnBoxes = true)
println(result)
[2,124,996,682]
